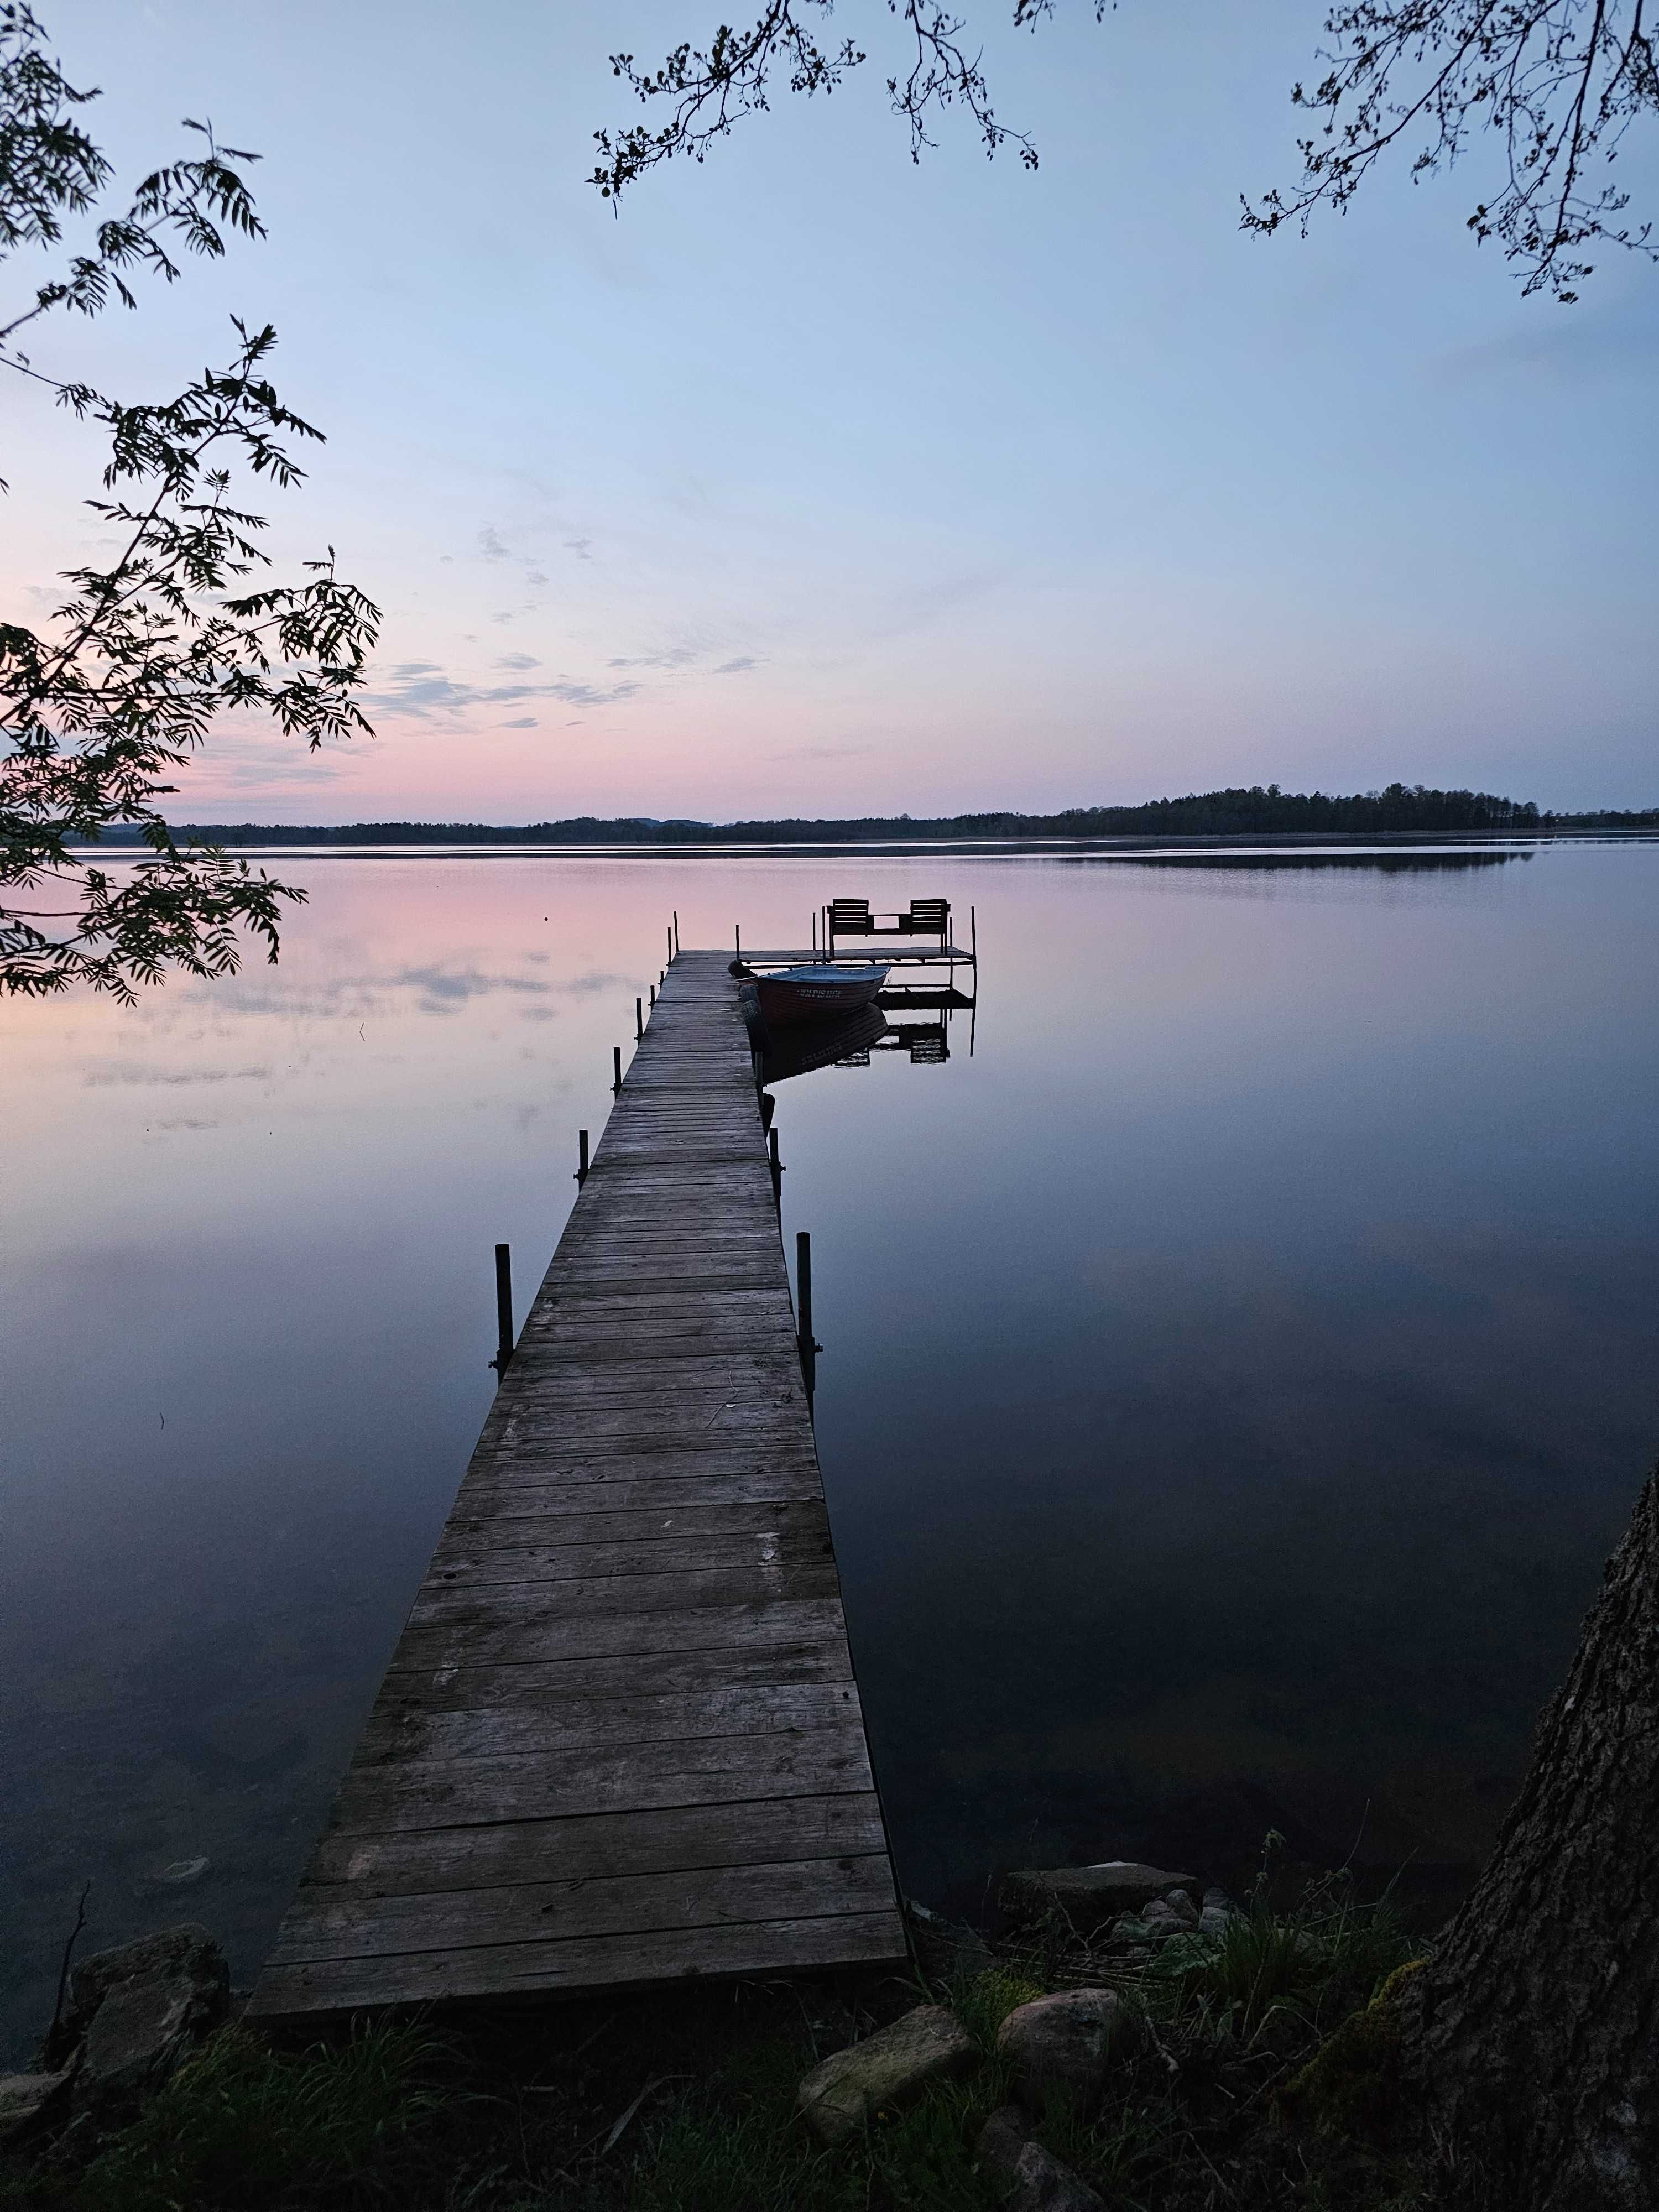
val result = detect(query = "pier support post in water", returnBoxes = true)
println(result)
[576,1129,588,1187]
[636,997,644,1040]
[796,1230,819,1405]
[489,1244,513,1378]
[612,1045,623,1095]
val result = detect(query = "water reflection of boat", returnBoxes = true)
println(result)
[760,1001,890,1084]
[751,962,889,1025]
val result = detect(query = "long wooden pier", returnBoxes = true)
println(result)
[248,950,904,2019]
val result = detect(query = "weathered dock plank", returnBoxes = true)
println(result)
[247,950,902,2020]
[253,1912,907,2015]
[300,1792,889,1895]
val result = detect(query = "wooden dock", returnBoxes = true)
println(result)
[248,950,904,2020]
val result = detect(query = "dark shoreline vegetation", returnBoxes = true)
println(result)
[79,781,1658,851]
[5,1852,1477,2212]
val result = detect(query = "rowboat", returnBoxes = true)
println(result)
[750,962,889,1026]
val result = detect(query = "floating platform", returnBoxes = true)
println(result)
[739,945,973,967]
[247,950,904,2020]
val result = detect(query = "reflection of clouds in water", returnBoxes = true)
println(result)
[155,963,627,1024]
[85,1063,272,1088]
[384,964,628,1013]
[388,964,552,1012]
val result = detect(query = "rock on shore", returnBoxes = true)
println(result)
[1002,1860,1198,1931]
[977,2103,1108,2210]
[58,1924,228,2121]
[796,2003,977,2145]
[997,1987,1137,2115]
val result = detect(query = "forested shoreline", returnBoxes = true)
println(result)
[79,781,1644,848]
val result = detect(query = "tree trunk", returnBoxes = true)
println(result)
[1407,1469,1659,2205]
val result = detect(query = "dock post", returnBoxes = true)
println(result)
[673,910,680,954]
[612,1045,623,1095]
[636,996,644,1040]
[796,1230,818,1404]
[971,904,977,964]
[490,1244,513,1378]
[735,922,742,961]
[576,1129,589,1186]
[649,983,656,1009]
[769,1126,782,1211]
[666,924,673,965]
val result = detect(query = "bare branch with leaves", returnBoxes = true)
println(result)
[0,2,378,1000]
[589,0,1072,201]
[593,0,1657,301]
[1245,1,1659,300]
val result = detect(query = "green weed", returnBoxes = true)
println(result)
[49,2020,451,2212]
[948,1965,1046,2051]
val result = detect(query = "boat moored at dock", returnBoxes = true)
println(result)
[745,962,890,1025]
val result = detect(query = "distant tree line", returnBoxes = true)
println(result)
[76,782,1609,848]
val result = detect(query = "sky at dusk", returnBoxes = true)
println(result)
[7,1,1657,821]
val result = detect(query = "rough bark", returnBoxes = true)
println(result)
[1408,1470,1659,2206]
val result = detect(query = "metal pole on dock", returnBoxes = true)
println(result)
[576,1129,589,1186]
[613,1045,623,1094]
[769,1126,782,1210]
[636,996,644,1040]
[491,1244,513,1377]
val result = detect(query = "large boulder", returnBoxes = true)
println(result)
[797,2002,977,2145]
[65,1924,228,2119]
[0,2069,71,2143]
[1002,1861,1197,1931]
[996,1987,1135,2114]
[976,2103,1108,2210]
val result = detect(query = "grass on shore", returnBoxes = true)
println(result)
[4,1867,1477,2212]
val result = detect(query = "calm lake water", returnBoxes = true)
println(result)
[5,838,1658,2056]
